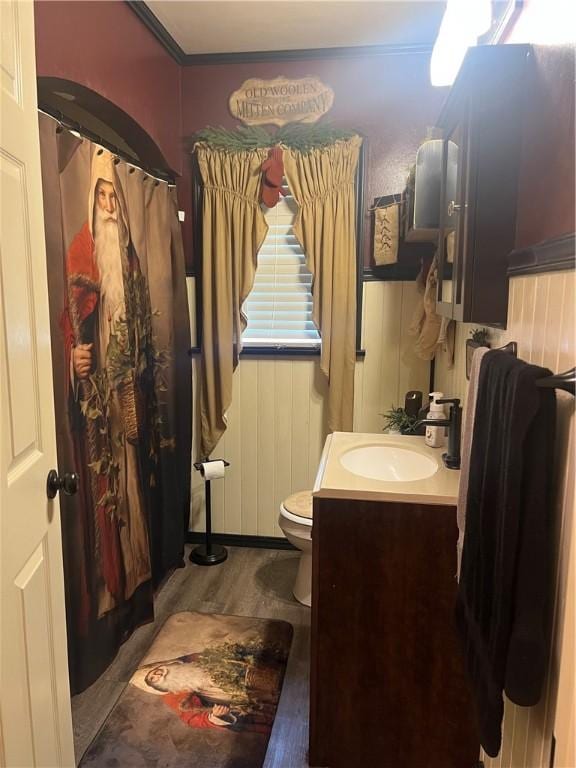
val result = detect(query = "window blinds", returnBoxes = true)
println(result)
[242,185,320,347]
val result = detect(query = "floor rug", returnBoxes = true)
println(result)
[80,612,293,768]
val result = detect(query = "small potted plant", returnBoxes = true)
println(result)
[381,406,418,435]
[466,327,491,379]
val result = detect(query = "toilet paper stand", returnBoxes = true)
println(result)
[190,459,230,566]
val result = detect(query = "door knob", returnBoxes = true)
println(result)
[46,470,79,499]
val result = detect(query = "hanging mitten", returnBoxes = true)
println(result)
[261,146,285,208]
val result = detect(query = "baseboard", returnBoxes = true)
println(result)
[186,532,297,551]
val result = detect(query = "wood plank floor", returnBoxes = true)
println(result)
[72,546,311,767]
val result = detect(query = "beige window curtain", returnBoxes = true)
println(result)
[283,135,363,432]
[196,144,269,458]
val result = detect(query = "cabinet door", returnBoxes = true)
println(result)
[437,117,469,320]
[310,499,480,768]
[434,45,530,326]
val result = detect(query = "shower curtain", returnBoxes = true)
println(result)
[39,115,192,694]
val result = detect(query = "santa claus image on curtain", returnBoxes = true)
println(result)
[61,151,156,622]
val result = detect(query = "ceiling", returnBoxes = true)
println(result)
[144,1,447,56]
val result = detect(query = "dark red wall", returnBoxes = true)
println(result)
[33,1,447,269]
[180,53,447,269]
[33,2,573,265]
[34,1,182,174]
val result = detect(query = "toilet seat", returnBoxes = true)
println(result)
[280,490,313,526]
[280,504,313,527]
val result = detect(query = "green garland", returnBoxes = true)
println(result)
[192,122,357,152]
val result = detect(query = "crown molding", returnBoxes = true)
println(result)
[126,1,433,66]
[126,1,187,63]
[180,43,434,66]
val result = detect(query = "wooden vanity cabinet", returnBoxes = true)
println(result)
[310,497,479,768]
[436,44,532,326]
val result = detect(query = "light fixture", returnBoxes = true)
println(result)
[507,0,576,44]
[430,0,492,87]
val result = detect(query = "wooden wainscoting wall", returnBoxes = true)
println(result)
[434,270,576,768]
[186,278,430,536]
[434,320,505,411]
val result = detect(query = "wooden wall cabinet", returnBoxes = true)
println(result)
[436,45,532,327]
[310,497,479,768]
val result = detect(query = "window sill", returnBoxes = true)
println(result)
[188,345,366,359]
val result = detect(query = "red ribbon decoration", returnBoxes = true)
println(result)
[260,146,286,208]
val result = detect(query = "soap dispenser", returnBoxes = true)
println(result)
[425,392,446,448]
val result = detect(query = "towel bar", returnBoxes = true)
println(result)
[536,367,575,396]
[493,342,574,395]
[495,341,518,356]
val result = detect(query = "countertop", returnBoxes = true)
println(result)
[312,432,460,506]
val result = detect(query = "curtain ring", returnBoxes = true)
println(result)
[154,180,160,187]
[56,124,63,134]
[96,148,103,155]
[129,167,135,174]
[143,175,149,183]
[113,157,120,165]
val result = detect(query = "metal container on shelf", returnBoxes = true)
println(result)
[413,138,457,231]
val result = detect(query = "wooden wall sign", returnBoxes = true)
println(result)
[229,76,334,127]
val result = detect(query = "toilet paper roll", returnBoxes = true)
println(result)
[200,460,226,480]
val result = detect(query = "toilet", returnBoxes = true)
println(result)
[278,490,313,607]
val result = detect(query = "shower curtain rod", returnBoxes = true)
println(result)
[38,104,176,186]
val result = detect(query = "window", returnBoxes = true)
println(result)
[190,148,365,357]
[242,183,321,349]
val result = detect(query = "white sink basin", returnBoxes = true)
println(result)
[339,444,438,482]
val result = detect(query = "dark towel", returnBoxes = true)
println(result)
[455,350,556,758]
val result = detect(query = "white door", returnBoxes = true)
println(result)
[0,1,75,766]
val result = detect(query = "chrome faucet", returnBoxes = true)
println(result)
[414,397,462,470]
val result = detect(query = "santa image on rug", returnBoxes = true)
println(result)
[80,612,293,768]
[131,640,287,734]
